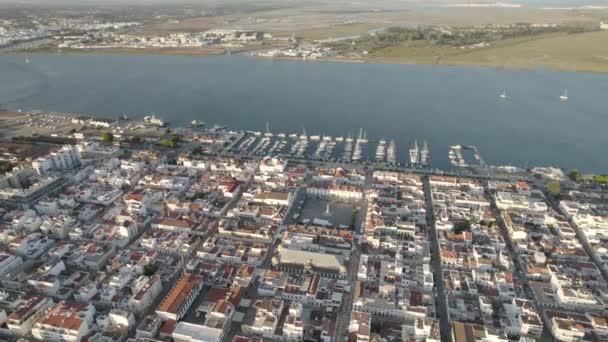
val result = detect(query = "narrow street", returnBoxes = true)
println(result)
[423,176,452,342]
[334,167,370,341]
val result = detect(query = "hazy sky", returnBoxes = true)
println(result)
[1,0,608,6]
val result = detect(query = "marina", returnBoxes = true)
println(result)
[449,144,485,168]
[225,128,431,167]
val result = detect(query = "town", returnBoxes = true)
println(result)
[0,111,605,342]
[0,14,286,54]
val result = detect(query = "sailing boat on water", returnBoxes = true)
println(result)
[560,89,569,101]
[499,89,507,99]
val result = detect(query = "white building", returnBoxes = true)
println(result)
[260,157,288,174]
[283,302,304,341]
[32,145,81,174]
[550,317,585,341]
[253,191,293,207]
[307,183,362,200]
[173,322,222,342]
[88,118,116,128]
[0,253,23,277]
[7,295,53,336]
[31,301,95,342]
[129,275,163,314]
[503,299,543,338]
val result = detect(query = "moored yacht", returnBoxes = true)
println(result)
[409,141,419,164]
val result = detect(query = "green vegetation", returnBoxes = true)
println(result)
[547,181,561,196]
[350,207,360,231]
[454,220,472,234]
[568,169,583,182]
[0,160,15,173]
[159,134,182,148]
[13,135,77,145]
[143,264,158,276]
[566,170,608,185]
[593,175,608,185]
[101,132,114,143]
[323,25,608,73]
[159,139,177,148]
[128,136,143,144]
[326,24,597,54]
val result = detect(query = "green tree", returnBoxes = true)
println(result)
[593,175,608,185]
[568,169,583,182]
[0,160,15,173]
[454,220,471,234]
[170,134,182,144]
[101,132,114,143]
[547,181,561,196]
[143,264,158,276]
[129,136,142,144]
[159,139,177,148]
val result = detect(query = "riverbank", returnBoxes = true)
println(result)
[345,30,608,74]
[7,30,608,74]
[3,41,291,58]
[6,46,229,57]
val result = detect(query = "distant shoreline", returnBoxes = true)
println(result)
[3,42,608,74]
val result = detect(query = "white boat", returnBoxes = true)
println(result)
[335,137,344,142]
[420,140,429,166]
[410,141,419,164]
[500,89,507,99]
[387,140,397,164]
[560,89,568,101]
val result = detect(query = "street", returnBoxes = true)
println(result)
[423,176,453,342]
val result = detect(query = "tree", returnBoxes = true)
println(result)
[547,181,561,196]
[568,169,583,182]
[454,220,471,234]
[101,132,114,143]
[170,134,182,144]
[0,160,15,173]
[159,139,177,148]
[143,264,158,276]
[129,136,142,144]
[593,175,608,185]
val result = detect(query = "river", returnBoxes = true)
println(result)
[1,53,607,172]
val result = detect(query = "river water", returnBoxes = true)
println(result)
[1,53,607,171]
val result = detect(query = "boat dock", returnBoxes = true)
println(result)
[223,127,431,168]
[449,144,485,168]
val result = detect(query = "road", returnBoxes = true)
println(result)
[333,168,370,342]
[423,176,452,342]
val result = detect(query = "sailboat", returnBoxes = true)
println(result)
[500,89,507,99]
[560,89,568,101]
